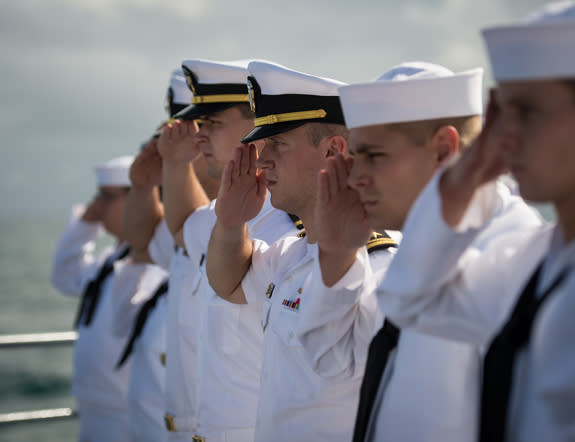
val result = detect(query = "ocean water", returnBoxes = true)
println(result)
[0,214,79,441]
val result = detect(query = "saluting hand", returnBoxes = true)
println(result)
[215,143,267,228]
[157,120,201,163]
[130,138,163,188]
[316,154,372,252]
[81,197,106,224]
[440,89,508,227]
[315,154,372,286]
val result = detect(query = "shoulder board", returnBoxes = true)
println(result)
[366,231,397,254]
[287,213,305,230]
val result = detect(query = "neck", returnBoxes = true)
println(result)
[298,208,317,244]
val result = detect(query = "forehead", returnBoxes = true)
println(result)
[496,79,574,106]
[201,106,240,120]
[266,124,309,142]
[348,124,409,152]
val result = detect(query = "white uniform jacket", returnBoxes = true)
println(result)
[378,172,575,442]
[112,259,170,442]
[166,197,298,442]
[148,218,201,442]
[242,235,396,442]
[51,205,133,440]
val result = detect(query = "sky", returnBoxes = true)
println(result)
[0,0,547,218]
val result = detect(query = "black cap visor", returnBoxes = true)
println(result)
[241,120,316,144]
[174,102,238,121]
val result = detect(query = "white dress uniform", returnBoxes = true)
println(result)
[111,259,170,442]
[378,171,575,442]
[148,218,201,442]
[172,197,299,442]
[51,205,134,442]
[241,233,396,442]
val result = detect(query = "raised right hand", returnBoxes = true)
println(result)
[81,197,106,223]
[440,89,508,227]
[130,138,163,188]
[157,120,201,163]
[215,143,267,228]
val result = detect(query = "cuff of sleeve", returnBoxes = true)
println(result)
[70,205,104,238]
[330,246,370,293]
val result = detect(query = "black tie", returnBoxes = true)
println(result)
[479,261,570,442]
[74,245,131,328]
[352,319,401,442]
[116,279,169,369]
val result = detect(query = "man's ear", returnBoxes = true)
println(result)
[325,134,348,157]
[431,125,459,164]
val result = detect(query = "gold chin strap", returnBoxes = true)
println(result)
[191,94,249,104]
[254,109,327,126]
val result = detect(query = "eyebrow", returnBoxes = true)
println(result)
[353,142,386,154]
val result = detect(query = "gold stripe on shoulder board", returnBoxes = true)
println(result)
[366,232,397,253]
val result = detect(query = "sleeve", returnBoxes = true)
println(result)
[111,259,169,338]
[297,245,395,380]
[51,204,107,297]
[182,201,217,262]
[379,171,543,346]
[148,218,174,270]
[242,239,273,306]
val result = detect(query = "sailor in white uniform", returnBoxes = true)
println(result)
[51,155,135,442]
[296,62,541,442]
[158,59,300,442]
[119,67,220,442]
[113,67,204,442]
[377,2,575,441]
[205,61,398,442]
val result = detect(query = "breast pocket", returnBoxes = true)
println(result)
[270,306,301,347]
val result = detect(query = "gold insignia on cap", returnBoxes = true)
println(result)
[254,109,327,127]
[247,78,256,112]
[191,94,249,104]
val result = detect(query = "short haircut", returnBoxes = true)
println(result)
[386,115,482,150]
[306,122,349,146]
[234,103,255,120]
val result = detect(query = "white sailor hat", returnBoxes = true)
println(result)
[241,61,347,143]
[338,62,483,129]
[94,155,134,187]
[174,59,251,121]
[483,0,575,82]
[165,68,193,117]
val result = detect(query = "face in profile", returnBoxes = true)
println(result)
[347,124,440,231]
[196,107,255,179]
[494,80,575,205]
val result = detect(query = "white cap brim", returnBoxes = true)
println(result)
[339,68,483,129]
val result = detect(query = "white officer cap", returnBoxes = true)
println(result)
[174,59,251,121]
[483,1,575,82]
[94,155,134,187]
[338,62,483,129]
[242,60,347,143]
[165,68,193,117]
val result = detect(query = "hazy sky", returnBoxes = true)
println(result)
[0,0,546,218]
